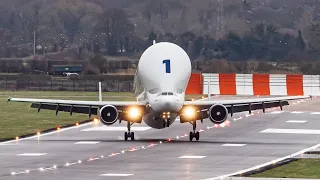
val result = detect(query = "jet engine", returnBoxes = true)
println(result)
[208,104,228,124]
[99,105,118,125]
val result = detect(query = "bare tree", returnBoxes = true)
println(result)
[94,8,134,55]
[58,7,87,44]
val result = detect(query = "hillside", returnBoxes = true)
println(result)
[0,0,316,39]
[1,0,320,66]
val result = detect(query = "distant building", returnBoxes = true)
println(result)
[51,65,82,75]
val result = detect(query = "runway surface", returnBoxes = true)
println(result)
[1,96,320,180]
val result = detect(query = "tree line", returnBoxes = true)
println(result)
[1,3,320,72]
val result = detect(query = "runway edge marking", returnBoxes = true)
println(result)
[0,122,93,145]
[203,143,320,180]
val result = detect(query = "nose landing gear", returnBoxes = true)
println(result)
[161,112,171,128]
[163,119,170,128]
[189,121,200,141]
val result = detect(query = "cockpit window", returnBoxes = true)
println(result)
[161,92,174,96]
[149,88,160,94]
[176,88,183,94]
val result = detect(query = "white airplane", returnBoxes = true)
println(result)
[8,41,310,141]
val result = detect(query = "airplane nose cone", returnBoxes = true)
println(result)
[161,98,173,111]
[150,95,183,113]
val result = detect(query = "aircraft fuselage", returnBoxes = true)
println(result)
[133,42,192,129]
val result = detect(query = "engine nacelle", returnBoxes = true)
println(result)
[99,105,118,125]
[208,104,228,124]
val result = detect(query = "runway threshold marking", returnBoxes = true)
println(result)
[260,128,320,135]
[17,153,47,156]
[74,141,101,144]
[286,120,307,123]
[221,144,246,147]
[311,112,320,114]
[81,126,151,132]
[179,156,206,159]
[99,173,133,177]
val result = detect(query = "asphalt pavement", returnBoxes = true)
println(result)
[0,96,319,180]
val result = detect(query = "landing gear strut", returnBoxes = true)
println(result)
[189,121,200,141]
[124,121,134,141]
[163,119,170,128]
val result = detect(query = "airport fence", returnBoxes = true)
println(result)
[0,80,135,92]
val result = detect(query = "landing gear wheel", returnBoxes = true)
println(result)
[124,132,128,141]
[125,122,135,141]
[124,132,135,141]
[131,132,135,141]
[195,132,200,141]
[189,121,200,141]
[166,119,170,127]
[189,132,200,141]
[189,132,193,141]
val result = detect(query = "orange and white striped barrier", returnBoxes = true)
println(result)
[202,73,320,96]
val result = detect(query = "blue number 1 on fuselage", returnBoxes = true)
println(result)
[162,59,171,73]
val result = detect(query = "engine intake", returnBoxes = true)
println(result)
[208,104,228,124]
[99,105,118,125]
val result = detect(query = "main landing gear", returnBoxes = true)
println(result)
[124,121,135,141]
[189,121,200,141]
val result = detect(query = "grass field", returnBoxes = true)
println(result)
[250,159,320,179]
[0,91,205,140]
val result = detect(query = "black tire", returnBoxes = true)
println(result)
[124,132,128,141]
[189,132,193,141]
[195,132,200,141]
[131,132,135,141]
[167,120,170,127]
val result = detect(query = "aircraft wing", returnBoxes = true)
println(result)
[182,95,311,121]
[7,98,145,117]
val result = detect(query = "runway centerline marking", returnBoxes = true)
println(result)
[221,144,246,147]
[269,111,284,114]
[17,153,47,156]
[290,111,304,114]
[260,128,320,135]
[179,156,206,159]
[311,112,320,114]
[99,173,133,177]
[286,120,307,123]
[81,126,151,132]
[74,141,101,144]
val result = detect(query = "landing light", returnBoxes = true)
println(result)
[93,118,100,124]
[184,107,195,117]
[129,107,140,118]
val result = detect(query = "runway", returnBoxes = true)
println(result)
[1,96,320,180]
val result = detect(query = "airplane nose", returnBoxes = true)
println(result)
[150,94,182,113]
[162,98,172,109]
[159,96,180,112]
